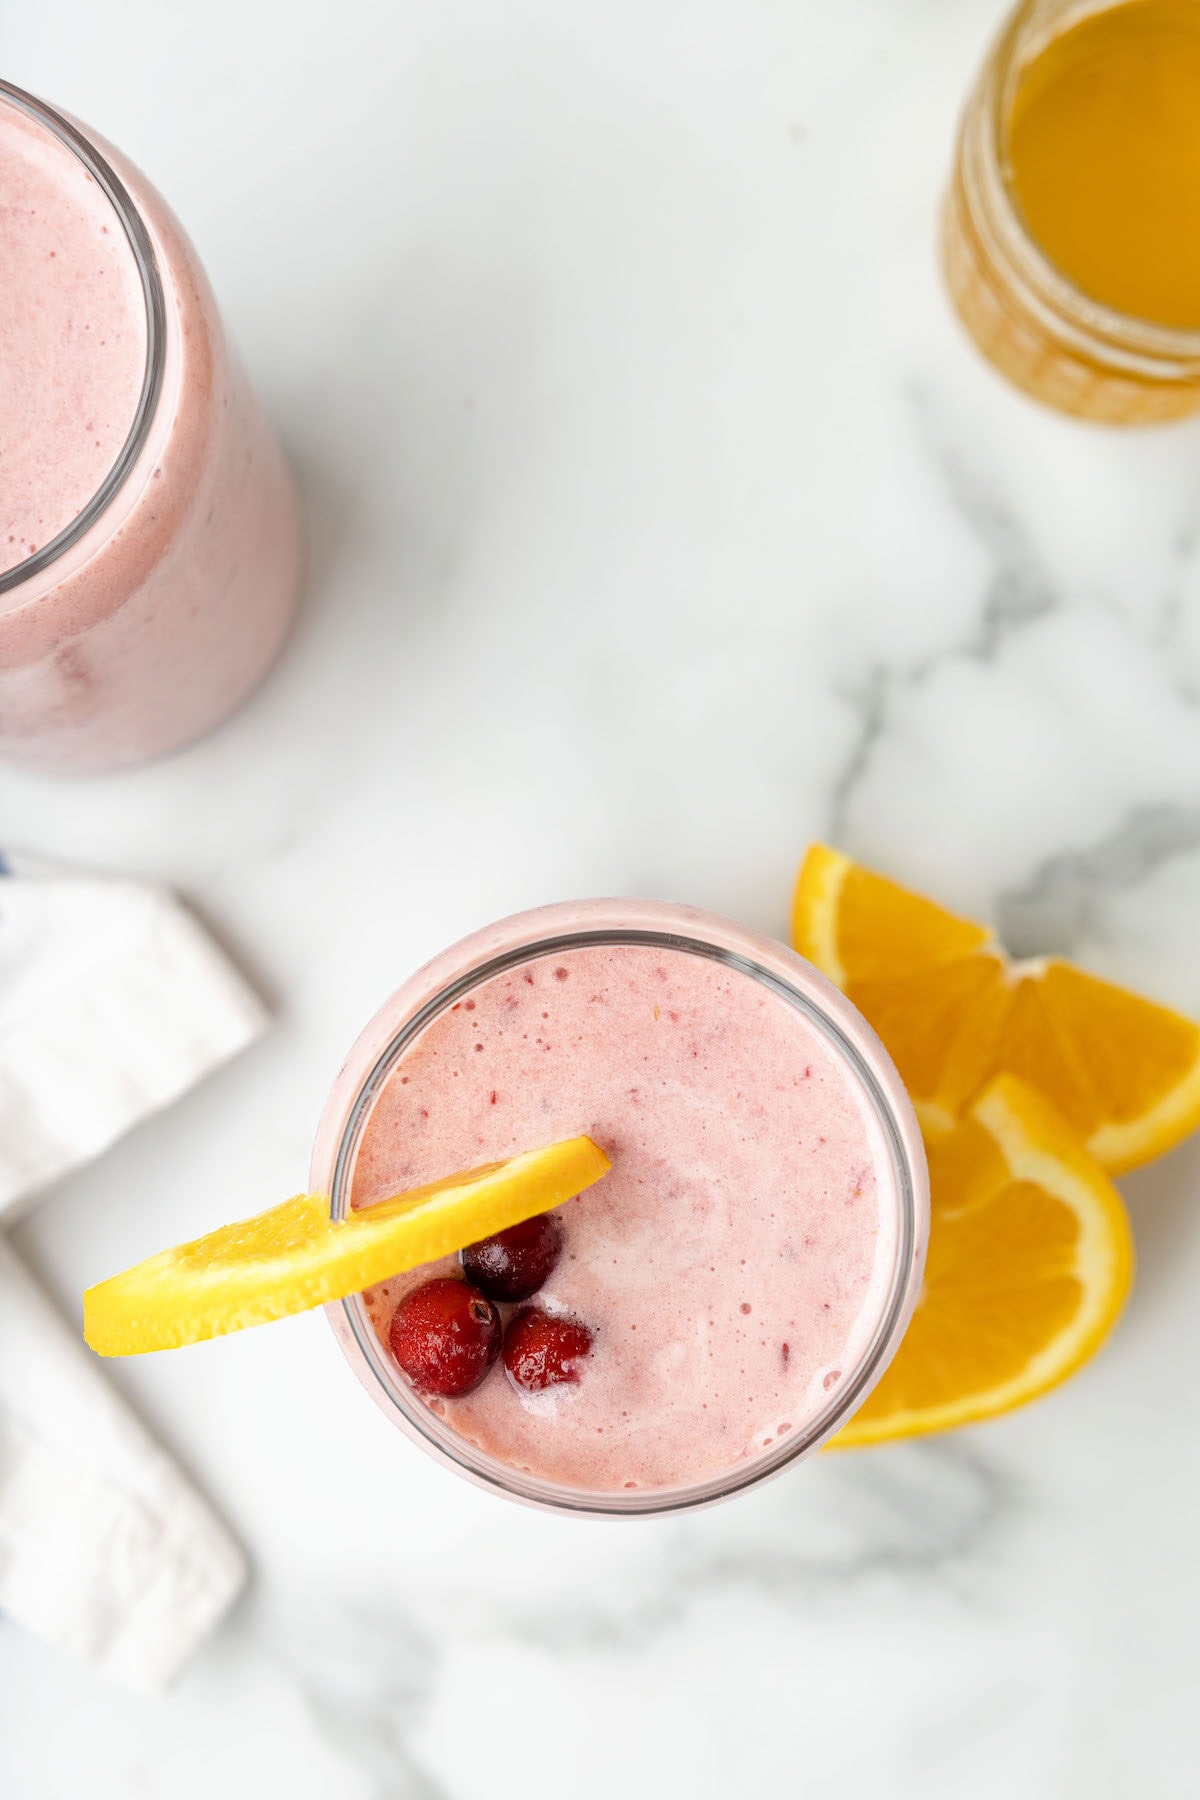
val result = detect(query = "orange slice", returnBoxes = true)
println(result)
[83,1136,610,1357]
[832,1075,1133,1447]
[793,844,1200,1172]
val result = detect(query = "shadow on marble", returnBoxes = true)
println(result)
[1117,1131,1200,1310]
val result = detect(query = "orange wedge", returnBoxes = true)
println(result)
[83,1136,610,1356]
[793,844,1200,1172]
[832,1075,1133,1447]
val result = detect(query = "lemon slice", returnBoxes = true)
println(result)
[831,1075,1133,1447]
[83,1136,611,1357]
[793,843,1200,1171]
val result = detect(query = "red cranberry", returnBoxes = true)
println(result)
[504,1307,593,1391]
[388,1278,500,1397]
[461,1212,563,1302]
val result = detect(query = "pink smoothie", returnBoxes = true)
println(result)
[0,83,301,772]
[0,104,145,573]
[317,904,927,1505]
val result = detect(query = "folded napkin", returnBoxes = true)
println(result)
[0,853,264,1691]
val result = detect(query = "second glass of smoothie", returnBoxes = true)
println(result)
[0,81,302,772]
[312,901,929,1516]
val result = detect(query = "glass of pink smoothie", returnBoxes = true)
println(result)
[311,901,929,1516]
[0,81,302,773]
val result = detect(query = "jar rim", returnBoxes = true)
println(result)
[0,81,166,600]
[320,903,928,1518]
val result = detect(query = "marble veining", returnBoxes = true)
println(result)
[453,1440,1018,1656]
[909,388,1061,663]
[280,1601,447,1800]
[996,802,1200,957]
[827,393,1066,847]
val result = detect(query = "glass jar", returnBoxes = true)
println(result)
[0,82,302,772]
[943,0,1200,422]
[311,900,929,1517]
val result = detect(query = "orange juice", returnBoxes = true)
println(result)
[1007,1,1200,330]
[943,0,1200,422]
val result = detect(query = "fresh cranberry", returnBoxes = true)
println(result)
[388,1278,500,1397]
[504,1307,593,1391]
[461,1212,563,1302]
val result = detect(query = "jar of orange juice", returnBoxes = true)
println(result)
[945,0,1200,422]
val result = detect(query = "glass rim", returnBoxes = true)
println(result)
[970,0,1200,369]
[326,919,925,1518]
[0,80,166,599]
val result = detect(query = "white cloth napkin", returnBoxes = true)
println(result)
[0,853,263,1690]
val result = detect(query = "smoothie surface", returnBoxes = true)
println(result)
[1,99,146,578]
[351,941,900,1492]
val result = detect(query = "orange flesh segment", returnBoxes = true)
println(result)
[792,844,1200,1173]
[832,1077,1133,1447]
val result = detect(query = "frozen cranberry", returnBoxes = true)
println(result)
[461,1212,563,1302]
[388,1278,500,1397]
[504,1307,593,1391]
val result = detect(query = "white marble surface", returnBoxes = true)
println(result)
[4,0,1200,1792]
